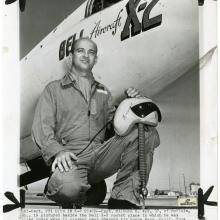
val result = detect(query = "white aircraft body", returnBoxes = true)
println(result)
[20,0,198,162]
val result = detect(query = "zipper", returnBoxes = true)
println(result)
[71,81,98,142]
[88,85,97,115]
[70,83,90,142]
[88,83,98,141]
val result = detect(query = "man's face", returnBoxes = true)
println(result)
[72,39,97,73]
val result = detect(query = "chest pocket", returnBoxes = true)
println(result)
[91,89,108,122]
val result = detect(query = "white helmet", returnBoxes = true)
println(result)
[113,98,162,136]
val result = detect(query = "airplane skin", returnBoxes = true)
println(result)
[20,0,198,162]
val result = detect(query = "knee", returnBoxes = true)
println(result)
[46,170,89,203]
[55,181,83,203]
[124,126,160,150]
[121,125,159,143]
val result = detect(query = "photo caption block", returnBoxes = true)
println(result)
[20,208,197,220]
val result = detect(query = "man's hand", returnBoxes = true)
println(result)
[52,151,78,173]
[125,87,142,98]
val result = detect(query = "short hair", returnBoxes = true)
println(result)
[72,37,98,54]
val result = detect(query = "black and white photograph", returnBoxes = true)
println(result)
[1,0,218,219]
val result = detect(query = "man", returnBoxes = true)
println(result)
[32,37,160,208]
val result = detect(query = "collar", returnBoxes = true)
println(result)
[61,70,99,87]
[61,73,73,87]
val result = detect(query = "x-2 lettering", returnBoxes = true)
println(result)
[121,0,162,41]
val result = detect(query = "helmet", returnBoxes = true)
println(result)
[113,98,162,136]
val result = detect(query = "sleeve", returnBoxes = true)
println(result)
[31,85,65,166]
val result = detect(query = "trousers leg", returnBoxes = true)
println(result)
[89,126,160,206]
[45,148,95,205]
[45,164,90,204]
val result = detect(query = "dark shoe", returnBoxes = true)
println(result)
[108,198,140,209]
[61,203,74,209]
[61,203,82,209]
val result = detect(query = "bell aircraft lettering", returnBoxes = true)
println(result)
[59,0,162,61]
[59,9,123,61]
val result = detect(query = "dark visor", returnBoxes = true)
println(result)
[131,102,162,122]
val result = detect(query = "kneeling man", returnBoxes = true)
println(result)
[32,37,160,208]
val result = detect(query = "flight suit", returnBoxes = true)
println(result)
[32,72,160,206]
